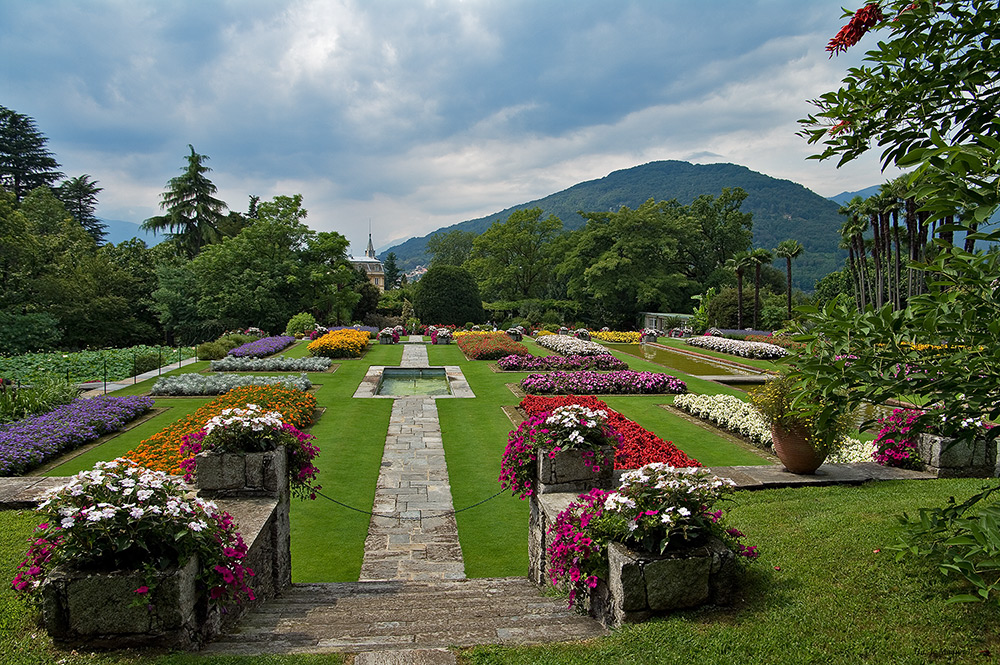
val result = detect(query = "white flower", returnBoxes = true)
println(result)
[60,517,75,528]
[129,506,145,519]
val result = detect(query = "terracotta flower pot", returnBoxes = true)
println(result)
[771,423,827,474]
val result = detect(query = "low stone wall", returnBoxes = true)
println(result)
[918,434,999,478]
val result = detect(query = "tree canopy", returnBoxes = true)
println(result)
[0,105,63,202]
[142,145,228,257]
[413,264,485,326]
[57,174,105,244]
[466,208,563,301]
[800,0,1000,226]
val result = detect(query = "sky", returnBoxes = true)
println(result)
[1,0,893,256]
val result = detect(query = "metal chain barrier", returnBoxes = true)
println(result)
[305,484,505,521]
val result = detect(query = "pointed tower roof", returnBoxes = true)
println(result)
[365,232,376,259]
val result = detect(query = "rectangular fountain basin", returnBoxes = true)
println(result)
[375,368,452,396]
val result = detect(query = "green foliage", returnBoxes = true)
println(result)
[466,208,563,301]
[56,174,105,244]
[0,105,63,201]
[196,341,228,360]
[0,375,79,424]
[381,251,401,289]
[892,485,1000,605]
[0,311,60,355]
[284,312,317,336]
[413,265,485,326]
[426,228,476,267]
[800,0,1000,226]
[0,345,194,383]
[141,145,228,258]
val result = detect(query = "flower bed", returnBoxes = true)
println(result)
[456,332,530,360]
[210,356,332,372]
[0,396,155,476]
[496,353,628,372]
[742,334,804,351]
[521,370,686,395]
[307,329,370,358]
[150,374,311,396]
[535,334,609,356]
[124,386,316,475]
[227,335,296,358]
[520,395,700,470]
[686,336,787,360]
[591,331,642,344]
[673,393,772,450]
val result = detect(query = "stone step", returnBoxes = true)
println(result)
[203,577,606,655]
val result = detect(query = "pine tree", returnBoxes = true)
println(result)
[0,106,64,201]
[141,145,227,257]
[58,174,106,244]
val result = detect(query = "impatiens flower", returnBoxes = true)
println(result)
[135,586,150,594]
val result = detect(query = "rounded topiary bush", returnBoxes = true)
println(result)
[413,265,485,327]
[196,341,228,360]
[285,312,317,337]
[133,351,162,375]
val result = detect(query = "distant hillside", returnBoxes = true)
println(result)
[383,160,847,291]
[828,185,881,206]
[101,218,165,246]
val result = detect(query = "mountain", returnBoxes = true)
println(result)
[828,185,881,206]
[383,160,847,291]
[100,219,165,246]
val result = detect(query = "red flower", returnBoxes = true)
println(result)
[827,3,885,56]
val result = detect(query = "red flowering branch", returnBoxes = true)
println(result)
[827,3,886,56]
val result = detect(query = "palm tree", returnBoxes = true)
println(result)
[774,239,804,321]
[748,248,773,330]
[142,145,227,257]
[725,250,753,329]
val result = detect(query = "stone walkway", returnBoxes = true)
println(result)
[360,337,465,581]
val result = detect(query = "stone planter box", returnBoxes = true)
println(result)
[558,327,569,336]
[41,555,217,649]
[535,446,614,495]
[195,447,287,497]
[575,331,591,341]
[918,433,998,477]
[379,334,394,344]
[507,331,523,342]
[433,336,451,344]
[641,334,657,344]
[587,537,735,628]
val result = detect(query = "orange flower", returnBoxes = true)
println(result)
[124,386,317,474]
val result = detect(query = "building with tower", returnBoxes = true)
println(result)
[349,232,386,292]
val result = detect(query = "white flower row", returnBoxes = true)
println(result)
[686,336,788,359]
[150,373,311,396]
[535,334,609,357]
[826,437,876,463]
[210,355,332,372]
[673,393,772,449]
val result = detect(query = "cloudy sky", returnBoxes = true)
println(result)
[1,0,890,255]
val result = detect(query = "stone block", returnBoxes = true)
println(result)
[536,447,613,494]
[918,434,998,478]
[195,452,245,490]
[41,555,211,649]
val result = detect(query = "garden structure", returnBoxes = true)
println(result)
[0,332,992,664]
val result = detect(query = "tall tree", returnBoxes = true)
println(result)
[142,145,227,257]
[382,251,401,290]
[724,250,753,329]
[467,208,562,301]
[414,264,485,326]
[774,239,804,321]
[0,106,64,202]
[57,174,106,244]
[427,229,477,267]
[748,248,773,330]
[683,188,754,285]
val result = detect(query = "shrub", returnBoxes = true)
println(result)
[196,341,228,360]
[413,265,485,326]
[133,351,162,375]
[284,312,317,336]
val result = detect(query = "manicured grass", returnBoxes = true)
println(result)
[435,357,531,578]
[463,478,1000,665]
